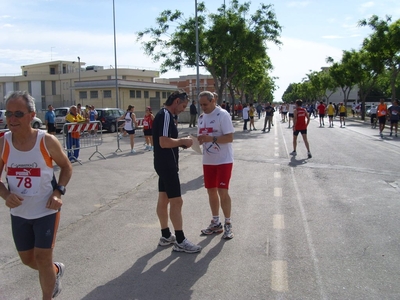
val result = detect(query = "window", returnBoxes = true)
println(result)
[156,92,160,98]
[162,92,167,99]
[50,67,55,75]
[90,91,98,98]
[130,90,136,98]
[104,90,111,98]
[79,91,87,99]
[136,90,141,98]
[52,81,56,95]
[144,91,149,98]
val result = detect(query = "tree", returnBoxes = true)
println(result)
[136,1,282,103]
[342,49,383,119]
[359,15,400,102]
[326,55,357,108]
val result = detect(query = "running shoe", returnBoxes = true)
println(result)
[308,152,312,159]
[159,234,176,246]
[131,149,136,153]
[201,221,223,235]
[290,151,297,156]
[52,262,65,298]
[223,223,234,239]
[173,239,202,253]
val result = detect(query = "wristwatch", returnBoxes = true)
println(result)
[55,185,66,195]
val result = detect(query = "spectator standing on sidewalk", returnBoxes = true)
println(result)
[377,98,388,138]
[119,105,138,153]
[152,90,201,253]
[65,105,86,162]
[0,91,72,299]
[197,91,235,239]
[388,99,400,137]
[45,104,56,135]
[291,99,312,158]
[189,100,198,128]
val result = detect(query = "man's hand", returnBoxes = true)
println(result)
[180,137,193,149]
[46,192,63,210]
[5,193,24,209]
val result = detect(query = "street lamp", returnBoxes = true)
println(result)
[77,56,81,81]
[195,0,200,113]
[113,0,119,108]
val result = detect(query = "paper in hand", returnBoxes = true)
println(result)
[190,134,202,155]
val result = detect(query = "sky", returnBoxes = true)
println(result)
[1,0,400,101]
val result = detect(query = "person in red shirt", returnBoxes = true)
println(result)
[377,98,388,138]
[143,106,155,150]
[317,101,326,127]
[291,99,312,158]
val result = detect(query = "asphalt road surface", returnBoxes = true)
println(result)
[0,114,399,300]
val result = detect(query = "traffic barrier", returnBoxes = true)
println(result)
[62,121,105,164]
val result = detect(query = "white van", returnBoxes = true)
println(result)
[54,107,70,133]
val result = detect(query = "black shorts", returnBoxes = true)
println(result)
[155,167,181,198]
[126,129,136,135]
[339,112,346,117]
[143,129,152,136]
[319,114,325,118]
[390,119,399,124]
[328,115,334,118]
[249,116,254,120]
[289,113,294,118]
[293,129,307,136]
[378,116,387,125]
[11,212,60,251]
[47,123,56,133]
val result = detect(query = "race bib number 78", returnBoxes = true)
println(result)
[7,168,41,196]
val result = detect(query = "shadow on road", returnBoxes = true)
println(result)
[81,236,226,300]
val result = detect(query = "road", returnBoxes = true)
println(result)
[0,114,399,300]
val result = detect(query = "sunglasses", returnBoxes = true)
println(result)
[5,111,30,118]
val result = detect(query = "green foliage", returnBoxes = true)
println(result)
[136,1,282,103]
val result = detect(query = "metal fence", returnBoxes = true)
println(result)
[62,121,105,164]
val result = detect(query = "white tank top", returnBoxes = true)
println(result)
[2,130,56,219]
[124,112,134,131]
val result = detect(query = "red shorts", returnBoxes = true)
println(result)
[203,163,233,189]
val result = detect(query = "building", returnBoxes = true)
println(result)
[0,61,177,117]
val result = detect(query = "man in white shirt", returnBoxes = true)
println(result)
[197,91,235,239]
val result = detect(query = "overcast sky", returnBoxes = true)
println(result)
[1,0,400,101]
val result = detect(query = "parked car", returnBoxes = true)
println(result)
[54,107,70,133]
[96,108,125,133]
[0,110,43,129]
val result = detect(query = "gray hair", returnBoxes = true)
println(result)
[5,91,36,112]
[199,91,214,102]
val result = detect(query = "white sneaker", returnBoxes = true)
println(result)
[52,262,65,298]
[159,234,176,246]
[173,239,202,253]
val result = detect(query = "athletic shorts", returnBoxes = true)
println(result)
[203,163,233,189]
[282,112,288,115]
[319,114,325,118]
[143,129,152,136]
[293,129,307,136]
[126,129,136,135]
[289,113,294,118]
[156,167,181,198]
[328,115,333,118]
[339,112,346,117]
[47,123,56,133]
[11,212,60,251]
[249,116,254,120]
[378,116,386,125]
[390,120,399,124]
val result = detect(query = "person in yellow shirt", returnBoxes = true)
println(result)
[327,102,336,127]
[377,98,388,138]
[65,105,86,162]
[338,103,347,127]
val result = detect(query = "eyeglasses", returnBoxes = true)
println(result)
[5,111,30,118]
